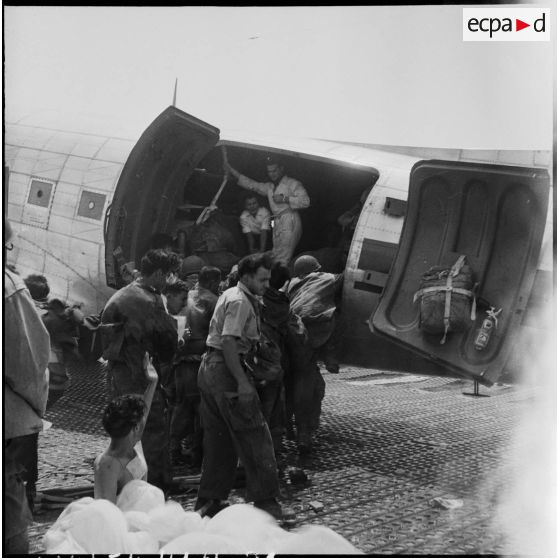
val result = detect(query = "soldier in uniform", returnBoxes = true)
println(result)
[287,255,343,453]
[100,249,180,492]
[179,255,207,290]
[194,253,287,521]
[170,266,221,467]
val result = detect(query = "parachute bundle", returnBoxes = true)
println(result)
[44,480,363,554]
[413,255,477,344]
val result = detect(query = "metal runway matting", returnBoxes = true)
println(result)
[29,360,543,554]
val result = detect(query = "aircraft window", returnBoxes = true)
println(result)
[77,190,106,220]
[28,179,54,208]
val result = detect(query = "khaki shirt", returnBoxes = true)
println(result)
[206,281,260,354]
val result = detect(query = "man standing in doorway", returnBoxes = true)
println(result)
[195,253,287,521]
[226,155,310,265]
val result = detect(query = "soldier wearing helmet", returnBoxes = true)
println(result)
[179,255,207,290]
[286,255,344,453]
[293,254,322,277]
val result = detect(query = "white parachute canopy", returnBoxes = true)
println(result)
[44,480,363,554]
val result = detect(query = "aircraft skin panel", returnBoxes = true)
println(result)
[48,209,80,231]
[33,154,69,181]
[61,154,93,173]
[5,145,20,161]
[43,135,80,156]
[68,136,113,159]
[94,138,135,163]
[15,249,46,279]
[6,202,24,224]
[6,124,133,165]
[81,166,123,192]
[533,150,552,167]
[69,220,105,244]
[220,136,420,179]
[9,148,40,175]
[5,173,29,206]
[495,150,542,167]
[7,126,57,150]
[12,221,111,310]
[5,123,126,312]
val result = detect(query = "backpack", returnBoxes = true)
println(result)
[244,324,283,384]
[288,272,342,323]
[413,255,477,344]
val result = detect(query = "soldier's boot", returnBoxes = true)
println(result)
[296,428,313,455]
[194,497,230,518]
[170,439,186,466]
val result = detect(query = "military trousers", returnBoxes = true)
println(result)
[272,211,302,265]
[256,380,286,454]
[170,360,202,455]
[197,351,280,503]
[4,437,33,553]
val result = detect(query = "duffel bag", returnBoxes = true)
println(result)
[413,255,477,344]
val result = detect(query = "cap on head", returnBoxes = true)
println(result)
[293,255,321,277]
[265,154,282,167]
[179,255,206,279]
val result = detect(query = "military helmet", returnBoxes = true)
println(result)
[293,255,321,277]
[179,255,206,278]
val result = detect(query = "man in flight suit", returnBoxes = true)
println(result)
[194,253,286,520]
[226,155,310,265]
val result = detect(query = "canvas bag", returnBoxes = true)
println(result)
[413,255,476,344]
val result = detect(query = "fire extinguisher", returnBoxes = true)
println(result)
[474,307,502,351]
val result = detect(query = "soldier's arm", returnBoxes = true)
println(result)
[222,335,255,396]
[237,174,271,197]
[286,180,310,209]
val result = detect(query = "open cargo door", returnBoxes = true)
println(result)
[104,106,219,288]
[371,160,550,385]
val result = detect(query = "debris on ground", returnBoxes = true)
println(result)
[309,501,324,512]
[287,467,309,486]
[430,497,464,510]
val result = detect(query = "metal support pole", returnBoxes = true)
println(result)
[463,379,490,397]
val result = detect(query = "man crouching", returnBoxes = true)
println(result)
[195,253,285,521]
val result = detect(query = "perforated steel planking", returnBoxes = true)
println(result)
[28,362,539,554]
